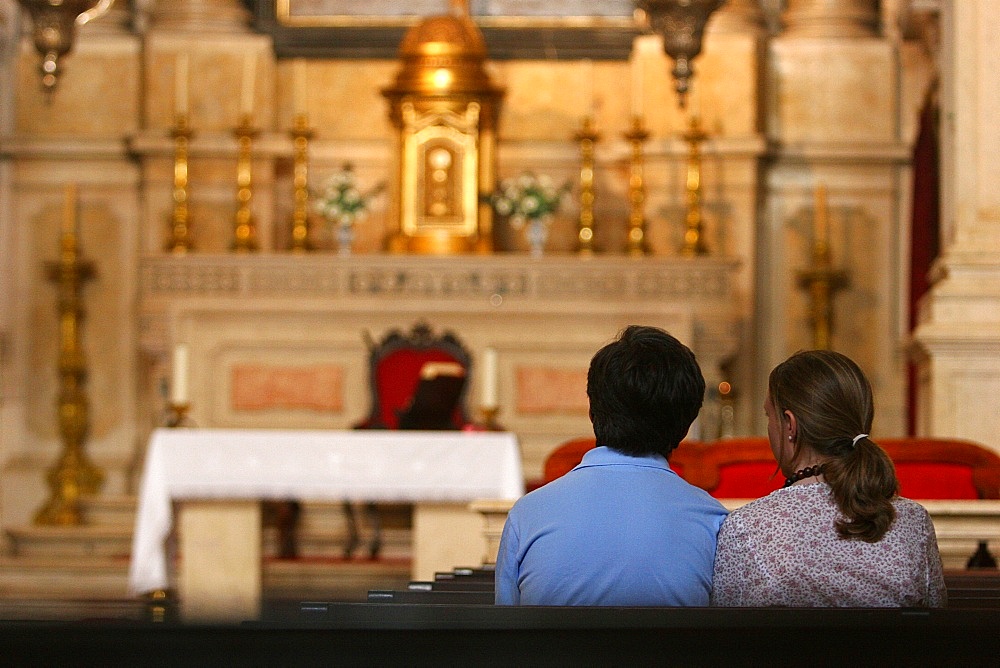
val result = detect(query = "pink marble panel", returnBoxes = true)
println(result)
[231,364,343,412]
[515,367,589,414]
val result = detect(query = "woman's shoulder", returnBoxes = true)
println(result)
[891,496,935,524]
[725,484,829,521]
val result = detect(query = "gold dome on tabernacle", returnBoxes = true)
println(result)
[384,13,501,97]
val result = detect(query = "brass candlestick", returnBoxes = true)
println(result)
[232,114,260,252]
[36,190,104,525]
[289,113,314,253]
[797,231,849,350]
[480,406,501,431]
[573,115,599,255]
[166,113,194,254]
[624,115,650,256]
[680,114,709,257]
[165,402,192,428]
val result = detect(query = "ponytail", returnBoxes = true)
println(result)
[823,436,898,542]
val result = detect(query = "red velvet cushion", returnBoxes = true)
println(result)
[711,462,783,498]
[895,462,979,500]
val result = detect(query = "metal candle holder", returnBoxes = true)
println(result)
[36,198,104,525]
[624,115,651,256]
[232,114,260,252]
[680,114,709,257]
[797,225,849,350]
[289,113,314,253]
[165,402,193,429]
[167,113,194,254]
[479,406,501,431]
[573,115,600,255]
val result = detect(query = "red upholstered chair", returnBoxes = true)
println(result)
[693,437,1000,500]
[879,438,1000,500]
[541,437,597,485]
[540,437,700,486]
[356,321,472,431]
[347,322,474,558]
[539,435,1000,501]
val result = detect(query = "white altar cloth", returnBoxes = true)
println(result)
[128,428,524,596]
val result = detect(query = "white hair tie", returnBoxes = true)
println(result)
[851,433,869,447]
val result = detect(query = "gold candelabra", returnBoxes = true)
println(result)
[232,114,260,252]
[479,406,501,431]
[797,186,849,349]
[680,114,709,257]
[167,113,194,254]
[573,115,599,255]
[165,402,192,428]
[289,113,314,253]
[624,115,650,256]
[36,185,104,525]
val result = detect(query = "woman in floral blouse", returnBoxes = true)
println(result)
[711,350,946,607]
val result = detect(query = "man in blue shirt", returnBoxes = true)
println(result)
[495,325,728,606]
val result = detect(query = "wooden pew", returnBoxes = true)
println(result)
[944,569,1000,608]
[367,589,495,604]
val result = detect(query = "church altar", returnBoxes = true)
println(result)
[128,428,524,621]
[139,253,742,479]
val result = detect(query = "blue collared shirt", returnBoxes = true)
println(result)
[495,446,728,606]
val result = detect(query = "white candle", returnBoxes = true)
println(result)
[481,348,498,409]
[175,53,189,116]
[632,55,643,117]
[815,183,829,245]
[172,344,189,405]
[293,58,307,117]
[62,183,78,238]
[240,55,256,118]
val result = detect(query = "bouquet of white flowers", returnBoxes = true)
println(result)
[490,171,571,230]
[313,164,383,227]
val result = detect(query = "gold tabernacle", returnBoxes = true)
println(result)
[382,11,504,255]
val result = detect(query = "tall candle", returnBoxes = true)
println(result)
[293,58,307,117]
[62,183,78,238]
[583,59,595,116]
[240,55,256,118]
[632,55,643,117]
[481,348,498,409]
[175,53,189,116]
[172,343,189,405]
[814,183,829,245]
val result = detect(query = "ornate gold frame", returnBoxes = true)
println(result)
[253,1,641,59]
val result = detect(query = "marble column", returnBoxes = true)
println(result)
[146,0,251,32]
[755,0,907,436]
[912,1,1000,454]
[708,0,767,36]
[781,0,880,38]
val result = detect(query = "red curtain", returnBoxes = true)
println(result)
[907,92,941,435]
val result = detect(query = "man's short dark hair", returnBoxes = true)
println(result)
[586,325,705,457]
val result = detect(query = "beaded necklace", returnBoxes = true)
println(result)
[782,464,825,488]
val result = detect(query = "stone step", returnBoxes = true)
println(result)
[0,554,413,609]
[0,555,131,601]
[80,494,137,527]
[6,525,133,558]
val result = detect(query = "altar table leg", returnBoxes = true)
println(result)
[412,502,488,581]
[178,500,262,624]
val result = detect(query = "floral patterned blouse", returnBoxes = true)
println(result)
[711,483,947,607]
